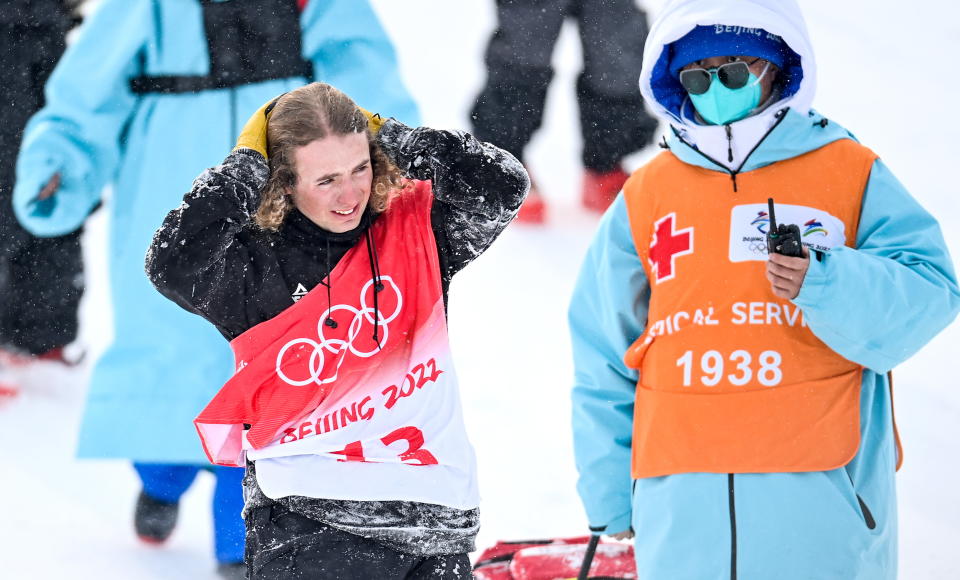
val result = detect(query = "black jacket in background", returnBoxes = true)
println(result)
[471,0,657,171]
[0,0,82,355]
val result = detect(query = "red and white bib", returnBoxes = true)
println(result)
[195,181,479,509]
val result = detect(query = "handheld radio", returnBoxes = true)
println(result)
[765,198,804,257]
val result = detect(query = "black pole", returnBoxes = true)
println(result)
[577,534,601,580]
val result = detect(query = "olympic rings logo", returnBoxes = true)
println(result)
[748,242,768,255]
[276,276,403,387]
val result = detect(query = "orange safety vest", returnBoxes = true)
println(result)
[623,139,877,478]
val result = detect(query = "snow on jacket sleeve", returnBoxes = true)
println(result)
[145,149,268,336]
[376,119,529,279]
[301,0,420,126]
[793,159,960,372]
[568,196,649,535]
[12,0,149,237]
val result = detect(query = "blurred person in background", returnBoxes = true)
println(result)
[569,0,960,578]
[10,0,418,577]
[0,0,83,398]
[471,0,659,224]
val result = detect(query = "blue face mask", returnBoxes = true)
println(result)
[689,63,769,125]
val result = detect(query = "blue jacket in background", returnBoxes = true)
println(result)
[12,0,420,463]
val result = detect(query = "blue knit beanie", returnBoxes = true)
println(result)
[668,25,789,78]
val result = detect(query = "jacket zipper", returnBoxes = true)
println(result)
[846,471,877,530]
[725,124,734,163]
[728,473,737,580]
[672,108,790,193]
[727,470,876,580]
[857,495,877,530]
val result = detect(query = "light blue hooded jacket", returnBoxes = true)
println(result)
[12,0,420,463]
[569,1,960,578]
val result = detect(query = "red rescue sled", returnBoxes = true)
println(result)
[473,536,637,580]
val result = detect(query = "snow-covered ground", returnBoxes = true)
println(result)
[1,1,958,578]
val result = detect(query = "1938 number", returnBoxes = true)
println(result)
[676,350,782,387]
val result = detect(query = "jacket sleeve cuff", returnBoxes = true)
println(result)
[231,147,267,164]
[11,157,87,237]
[376,119,414,166]
[792,251,829,308]
[597,511,633,536]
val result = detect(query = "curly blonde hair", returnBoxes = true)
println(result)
[255,82,407,231]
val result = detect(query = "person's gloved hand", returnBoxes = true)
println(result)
[359,107,386,134]
[234,95,284,158]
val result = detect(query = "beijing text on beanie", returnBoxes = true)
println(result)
[668,25,789,77]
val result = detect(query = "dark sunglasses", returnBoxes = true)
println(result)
[679,58,763,95]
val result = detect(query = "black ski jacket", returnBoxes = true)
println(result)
[146,119,528,557]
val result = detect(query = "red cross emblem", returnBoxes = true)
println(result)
[649,213,694,283]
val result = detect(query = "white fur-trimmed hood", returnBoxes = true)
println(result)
[639,0,818,169]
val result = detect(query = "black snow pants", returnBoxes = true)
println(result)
[245,503,472,579]
[0,3,83,355]
[471,0,658,172]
